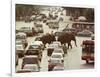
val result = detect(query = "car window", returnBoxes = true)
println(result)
[50,60,60,63]
[52,55,61,58]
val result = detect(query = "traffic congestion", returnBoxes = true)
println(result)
[15,4,94,73]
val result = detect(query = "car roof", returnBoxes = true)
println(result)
[16,32,26,36]
[24,55,38,58]
[31,41,43,45]
[52,53,62,55]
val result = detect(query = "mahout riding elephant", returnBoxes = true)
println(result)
[57,32,77,49]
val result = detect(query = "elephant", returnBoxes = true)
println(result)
[40,33,56,46]
[57,32,77,49]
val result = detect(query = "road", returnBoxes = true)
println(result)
[16,12,94,72]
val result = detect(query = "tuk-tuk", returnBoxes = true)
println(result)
[81,40,94,63]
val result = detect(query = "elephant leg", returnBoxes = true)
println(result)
[70,43,72,49]
[68,43,72,49]
[68,43,70,49]
[74,40,77,47]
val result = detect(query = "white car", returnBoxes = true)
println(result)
[53,48,64,57]
[32,41,44,49]
[50,53,64,63]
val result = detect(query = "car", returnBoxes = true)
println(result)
[47,44,60,56]
[22,55,40,69]
[16,40,26,49]
[32,41,44,50]
[16,44,25,58]
[25,42,43,61]
[16,32,28,48]
[34,24,44,33]
[48,58,63,71]
[25,49,42,62]
[18,26,37,36]
[27,41,43,50]
[46,20,59,29]
[50,53,64,63]
[35,15,43,21]
[34,36,41,41]
[53,48,64,57]
[62,28,77,35]
[77,29,93,37]
[52,64,64,71]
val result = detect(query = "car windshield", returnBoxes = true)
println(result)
[50,60,61,63]
[54,50,62,53]
[23,58,38,64]
[52,55,62,58]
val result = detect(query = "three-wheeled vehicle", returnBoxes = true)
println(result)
[81,40,94,63]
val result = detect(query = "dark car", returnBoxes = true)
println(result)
[25,43,43,61]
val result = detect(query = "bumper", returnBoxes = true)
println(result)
[82,56,94,61]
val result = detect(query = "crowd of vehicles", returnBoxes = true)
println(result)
[15,7,94,72]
